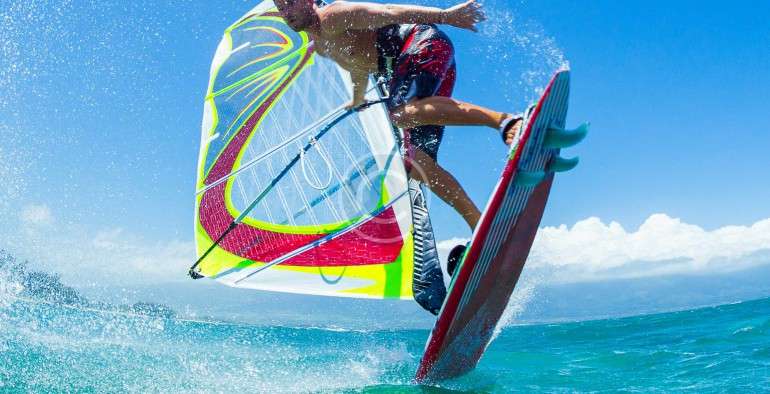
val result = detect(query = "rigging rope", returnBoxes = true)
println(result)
[300,137,334,190]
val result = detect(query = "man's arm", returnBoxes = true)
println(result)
[321,0,486,34]
[347,70,369,109]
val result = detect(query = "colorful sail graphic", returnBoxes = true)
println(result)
[193,1,414,299]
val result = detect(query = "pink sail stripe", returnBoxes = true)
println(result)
[199,46,403,267]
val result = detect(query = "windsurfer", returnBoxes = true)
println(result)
[274,0,522,230]
[274,0,522,313]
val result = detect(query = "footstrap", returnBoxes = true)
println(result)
[499,113,523,144]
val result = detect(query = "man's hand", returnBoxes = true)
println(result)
[345,97,367,111]
[347,70,369,110]
[442,0,486,32]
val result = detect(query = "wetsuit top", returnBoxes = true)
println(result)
[375,24,416,74]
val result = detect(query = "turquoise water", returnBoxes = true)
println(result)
[2,288,769,392]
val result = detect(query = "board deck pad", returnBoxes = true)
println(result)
[415,69,584,382]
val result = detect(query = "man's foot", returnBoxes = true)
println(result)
[447,243,468,277]
[499,114,524,146]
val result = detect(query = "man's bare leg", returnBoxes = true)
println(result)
[391,96,522,145]
[409,149,480,230]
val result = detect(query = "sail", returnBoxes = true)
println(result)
[192,1,414,299]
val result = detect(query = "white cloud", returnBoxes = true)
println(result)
[8,205,770,290]
[20,204,54,226]
[532,214,770,282]
[439,214,770,284]
[86,227,194,282]
[4,205,194,287]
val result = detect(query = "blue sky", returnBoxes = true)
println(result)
[1,0,770,314]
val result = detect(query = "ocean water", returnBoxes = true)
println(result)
[2,268,769,393]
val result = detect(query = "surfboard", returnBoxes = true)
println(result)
[415,68,588,382]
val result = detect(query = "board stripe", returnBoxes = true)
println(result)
[455,74,569,314]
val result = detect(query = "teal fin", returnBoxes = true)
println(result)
[514,170,546,187]
[544,122,589,149]
[548,155,580,173]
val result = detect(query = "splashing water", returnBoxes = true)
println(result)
[2,255,769,393]
[491,271,541,341]
[475,3,569,106]
[0,131,28,216]
[0,253,25,309]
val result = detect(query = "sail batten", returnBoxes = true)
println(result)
[230,189,410,285]
[193,1,414,299]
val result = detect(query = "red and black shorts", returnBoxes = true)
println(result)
[384,24,456,161]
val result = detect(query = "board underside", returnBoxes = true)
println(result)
[416,70,571,382]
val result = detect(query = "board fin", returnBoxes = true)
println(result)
[514,170,546,187]
[544,122,589,149]
[548,155,580,173]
